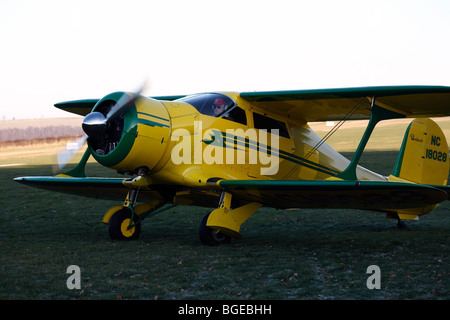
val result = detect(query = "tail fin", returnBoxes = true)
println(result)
[392,118,449,185]
[388,118,449,219]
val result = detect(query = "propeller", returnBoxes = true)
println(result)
[55,82,147,172]
[82,85,145,140]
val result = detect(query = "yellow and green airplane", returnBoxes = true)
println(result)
[14,86,450,245]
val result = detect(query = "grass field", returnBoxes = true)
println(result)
[0,119,449,300]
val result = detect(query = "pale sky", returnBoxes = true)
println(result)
[0,0,449,119]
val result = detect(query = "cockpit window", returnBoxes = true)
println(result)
[177,93,247,125]
[177,93,236,117]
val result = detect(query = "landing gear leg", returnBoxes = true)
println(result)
[199,191,262,246]
[397,219,407,230]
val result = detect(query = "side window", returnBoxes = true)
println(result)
[253,112,290,138]
[222,106,247,125]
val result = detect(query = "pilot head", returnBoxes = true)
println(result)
[212,98,227,116]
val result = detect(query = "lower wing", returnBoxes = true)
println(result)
[14,176,449,211]
[218,180,449,210]
[13,176,166,202]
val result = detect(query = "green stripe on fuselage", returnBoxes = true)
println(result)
[210,131,339,176]
[138,118,170,128]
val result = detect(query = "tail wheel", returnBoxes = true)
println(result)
[199,213,231,246]
[108,208,141,240]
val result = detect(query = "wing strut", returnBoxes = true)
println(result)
[335,98,405,180]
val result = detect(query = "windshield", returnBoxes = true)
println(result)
[177,93,236,117]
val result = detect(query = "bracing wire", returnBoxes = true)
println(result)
[304,97,368,161]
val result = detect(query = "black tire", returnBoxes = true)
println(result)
[108,208,141,240]
[199,213,231,246]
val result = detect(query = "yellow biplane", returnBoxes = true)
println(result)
[14,86,450,245]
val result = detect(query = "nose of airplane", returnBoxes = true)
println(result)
[82,91,139,168]
[83,91,171,174]
[82,111,107,138]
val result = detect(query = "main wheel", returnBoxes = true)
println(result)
[108,208,141,240]
[199,213,231,246]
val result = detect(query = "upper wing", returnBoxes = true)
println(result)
[218,179,448,210]
[54,99,99,116]
[239,86,450,122]
[54,86,450,119]
[54,95,186,116]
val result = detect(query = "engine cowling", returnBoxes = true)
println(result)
[84,92,171,174]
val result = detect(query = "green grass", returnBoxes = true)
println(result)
[0,151,449,300]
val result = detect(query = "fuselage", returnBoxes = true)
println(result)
[87,91,385,189]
